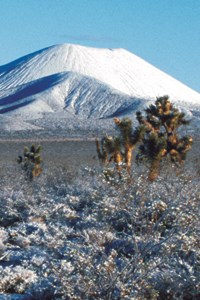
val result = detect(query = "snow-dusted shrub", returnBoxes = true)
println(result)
[0,156,199,299]
[0,266,37,294]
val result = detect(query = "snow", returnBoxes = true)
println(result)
[0,115,42,131]
[0,43,200,132]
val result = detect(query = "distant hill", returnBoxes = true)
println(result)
[0,43,200,133]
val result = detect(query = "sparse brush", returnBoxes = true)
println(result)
[1,146,200,299]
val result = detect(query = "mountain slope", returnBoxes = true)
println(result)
[0,43,200,132]
[1,44,200,101]
[0,72,146,119]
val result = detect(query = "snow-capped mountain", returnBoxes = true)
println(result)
[0,43,200,133]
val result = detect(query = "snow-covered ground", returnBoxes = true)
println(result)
[0,140,199,299]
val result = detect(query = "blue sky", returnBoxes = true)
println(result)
[0,0,200,92]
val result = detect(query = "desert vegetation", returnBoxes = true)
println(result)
[17,144,42,181]
[0,97,199,299]
[96,96,193,181]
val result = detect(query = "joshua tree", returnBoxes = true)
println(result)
[96,137,110,165]
[96,118,145,177]
[17,144,42,181]
[136,96,193,181]
[96,136,123,176]
[114,117,145,174]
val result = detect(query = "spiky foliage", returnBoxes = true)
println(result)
[137,131,167,181]
[96,136,123,177]
[17,144,42,181]
[96,118,145,178]
[114,117,145,174]
[136,96,193,180]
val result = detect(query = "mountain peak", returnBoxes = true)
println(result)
[0,43,200,132]
[1,43,199,100]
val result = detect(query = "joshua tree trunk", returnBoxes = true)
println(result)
[114,151,123,177]
[124,145,134,175]
[148,158,160,181]
[95,139,108,165]
[32,164,42,178]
